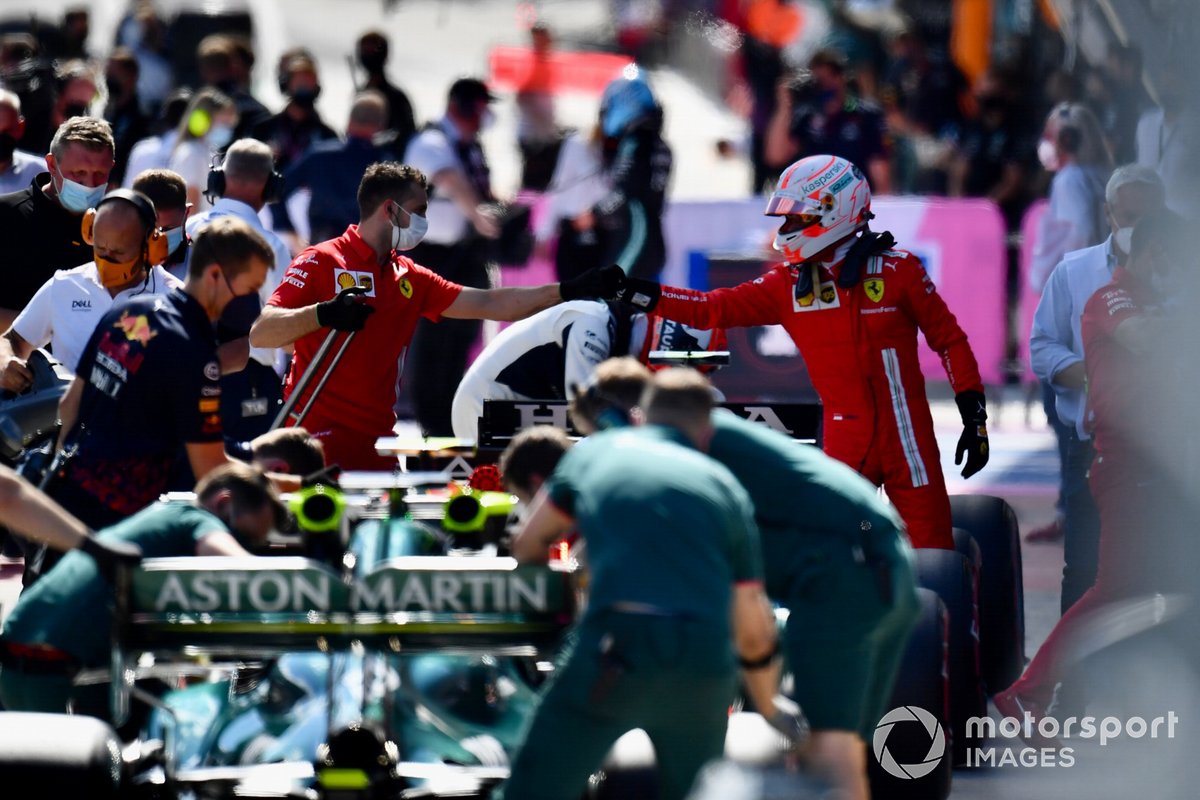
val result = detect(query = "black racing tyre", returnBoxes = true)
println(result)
[868,589,952,800]
[0,712,122,798]
[914,548,985,766]
[587,729,658,800]
[950,495,1026,694]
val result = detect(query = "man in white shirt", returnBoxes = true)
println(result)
[185,138,291,440]
[0,90,47,196]
[120,88,194,190]
[0,188,182,390]
[1030,164,1165,613]
[403,78,502,435]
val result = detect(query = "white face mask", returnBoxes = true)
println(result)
[1114,226,1134,257]
[1037,139,1060,172]
[391,208,428,251]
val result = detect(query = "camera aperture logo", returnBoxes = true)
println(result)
[873,706,946,779]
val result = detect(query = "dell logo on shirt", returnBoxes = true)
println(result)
[72,300,92,310]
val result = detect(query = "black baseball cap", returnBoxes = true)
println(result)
[448,77,495,107]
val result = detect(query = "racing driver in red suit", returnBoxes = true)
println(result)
[616,155,988,548]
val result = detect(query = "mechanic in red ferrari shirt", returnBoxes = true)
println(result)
[994,212,1184,720]
[250,162,623,471]
[616,154,987,549]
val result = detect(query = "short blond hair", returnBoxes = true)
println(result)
[568,357,652,430]
[49,116,114,161]
[641,368,715,429]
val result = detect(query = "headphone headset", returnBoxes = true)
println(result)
[81,189,169,267]
[206,163,285,205]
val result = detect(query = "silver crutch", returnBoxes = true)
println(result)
[271,328,357,430]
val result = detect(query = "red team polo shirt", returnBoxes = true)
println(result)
[268,225,463,437]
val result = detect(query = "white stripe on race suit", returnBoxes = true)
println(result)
[882,348,929,487]
[616,198,648,274]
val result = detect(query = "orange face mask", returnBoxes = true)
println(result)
[95,253,144,289]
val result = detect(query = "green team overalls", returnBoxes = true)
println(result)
[707,410,919,738]
[499,425,763,800]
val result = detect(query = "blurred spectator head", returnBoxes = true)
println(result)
[973,69,1015,127]
[347,90,388,140]
[0,33,37,68]
[806,47,854,100]
[197,34,237,89]
[226,35,255,90]
[62,8,89,52]
[220,138,277,210]
[1039,102,1111,171]
[132,168,189,233]
[0,89,27,156]
[176,88,237,150]
[1105,164,1165,261]
[156,87,194,135]
[446,77,495,137]
[132,4,167,53]
[277,49,320,109]
[53,59,97,124]
[47,116,114,210]
[1107,43,1144,86]
[599,67,659,138]
[105,47,140,108]
[356,30,390,76]
[530,22,553,55]
[356,161,427,221]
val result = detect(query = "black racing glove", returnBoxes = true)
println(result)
[765,696,811,747]
[80,534,142,582]
[954,390,989,479]
[316,286,375,331]
[559,264,627,301]
[615,277,662,312]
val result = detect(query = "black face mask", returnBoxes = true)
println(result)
[290,87,320,111]
[359,51,386,74]
[0,133,15,163]
[105,74,126,101]
[62,102,88,120]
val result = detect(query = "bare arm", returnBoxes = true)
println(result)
[0,464,92,551]
[55,376,84,451]
[0,328,35,393]
[249,304,321,349]
[733,582,781,715]
[196,529,253,556]
[1052,361,1088,389]
[442,285,563,322]
[763,81,798,170]
[512,486,573,563]
[217,337,250,375]
[432,168,500,239]
[0,308,19,332]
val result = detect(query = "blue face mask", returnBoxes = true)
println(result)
[208,124,234,151]
[55,170,106,213]
[163,225,186,254]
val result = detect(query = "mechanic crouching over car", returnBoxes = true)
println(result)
[569,357,918,800]
[0,461,287,718]
[498,368,805,800]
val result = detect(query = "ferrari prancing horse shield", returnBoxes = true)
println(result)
[864,278,885,303]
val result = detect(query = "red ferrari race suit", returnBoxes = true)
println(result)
[1000,267,1164,706]
[654,242,983,549]
[268,225,463,470]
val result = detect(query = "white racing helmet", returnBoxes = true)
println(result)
[766,155,872,261]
